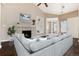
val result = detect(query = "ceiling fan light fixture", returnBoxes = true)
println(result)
[37,3,48,7]
[44,3,48,7]
[37,3,41,6]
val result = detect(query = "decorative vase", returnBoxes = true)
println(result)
[32,20,35,25]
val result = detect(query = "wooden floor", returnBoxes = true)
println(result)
[0,41,17,56]
[0,38,79,56]
[64,46,79,56]
[64,38,79,56]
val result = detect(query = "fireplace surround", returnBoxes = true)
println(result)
[16,24,35,38]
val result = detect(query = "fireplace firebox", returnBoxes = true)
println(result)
[22,30,31,38]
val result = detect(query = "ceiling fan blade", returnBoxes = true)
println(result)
[37,3,41,6]
[44,3,48,7]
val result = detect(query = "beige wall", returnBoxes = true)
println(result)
[0,4,1,40]
[1,3,46,41]
[45,13,57,18]
[78,9,79,16]
[58,10,78,20]
[68,17,79,38]
[58,10,78,33]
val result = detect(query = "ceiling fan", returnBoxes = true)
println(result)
[37,3,48,7]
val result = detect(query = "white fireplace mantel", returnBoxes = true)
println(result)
[15,24,36,37]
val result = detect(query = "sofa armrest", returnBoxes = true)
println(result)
[13,37,30,56]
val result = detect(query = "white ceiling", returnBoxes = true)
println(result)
[35,3,79,15]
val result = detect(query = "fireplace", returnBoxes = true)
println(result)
[22,30,31,38]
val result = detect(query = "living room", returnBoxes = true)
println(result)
[0,3,79,56]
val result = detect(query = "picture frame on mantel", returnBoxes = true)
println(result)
[19,13,31,23]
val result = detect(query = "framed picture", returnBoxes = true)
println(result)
[20,13,31,23]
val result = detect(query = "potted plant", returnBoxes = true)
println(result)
[7,25,16,37]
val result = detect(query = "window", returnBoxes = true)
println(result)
[60,20,68,33]
[46,18,58,34]
[51,22,57,33]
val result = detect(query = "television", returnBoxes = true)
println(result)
[20,13,31,23]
